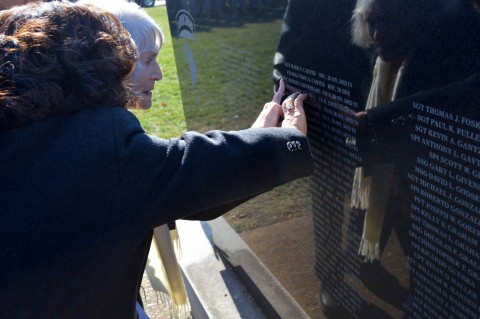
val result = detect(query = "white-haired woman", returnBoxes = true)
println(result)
[78,0,164,110]
[76,1,184,318]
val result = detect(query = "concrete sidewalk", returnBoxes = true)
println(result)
[139,216,323,319]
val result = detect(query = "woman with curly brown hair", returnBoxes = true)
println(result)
[0,2,138,133]
[0,1,313,318]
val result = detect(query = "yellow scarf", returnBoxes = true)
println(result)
[145,224,192,319]
[351,58,404,262]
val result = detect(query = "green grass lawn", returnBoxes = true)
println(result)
[169,8,286,133]
[134,6,187,138]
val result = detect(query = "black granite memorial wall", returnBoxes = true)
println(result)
[165,0,480,318]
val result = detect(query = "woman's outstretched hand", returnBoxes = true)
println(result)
[252,78,308,135]
[280,91,308,135]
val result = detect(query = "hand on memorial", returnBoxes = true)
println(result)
[252,102,284,128]
[281,92,308,136]
[252,78,286,129]
[252,78,308,135]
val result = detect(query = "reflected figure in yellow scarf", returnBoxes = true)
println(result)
[351,0,414,262]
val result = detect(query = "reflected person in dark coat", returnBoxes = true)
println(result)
[351,0,480,167]
[0,2,313,318]
[355,0,480,156]
[350,0,418,264]
[351,0,480,263]
[351,2,480,317]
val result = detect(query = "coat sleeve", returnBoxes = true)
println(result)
[112,109,313,227]
[357,74,480,167]
[182,196,256,221]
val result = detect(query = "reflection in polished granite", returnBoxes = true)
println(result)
[240,214,325,319]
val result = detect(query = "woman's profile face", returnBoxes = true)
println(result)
[366,0,412,62]
[131,48,163,109]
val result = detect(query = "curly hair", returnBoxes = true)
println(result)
[0,1,138,133]
[78,0,164,55]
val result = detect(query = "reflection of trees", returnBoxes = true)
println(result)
[169,0,286,21]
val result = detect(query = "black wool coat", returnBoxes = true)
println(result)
[0,107,313,318]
